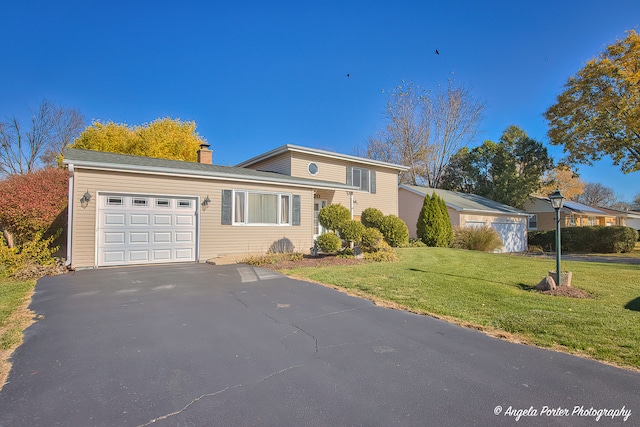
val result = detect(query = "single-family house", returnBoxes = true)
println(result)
[398,185,530,252]
[523,196,617,231]
[63,144,408,269]
[625,210,640,231]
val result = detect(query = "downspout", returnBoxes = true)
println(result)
[348,192,354,219]
[65,164,74,268]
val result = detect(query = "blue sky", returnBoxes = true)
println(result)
[1,0,638,201]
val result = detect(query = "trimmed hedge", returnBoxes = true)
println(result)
[379,215,409,247]
[529,226,638,253]
[361,207,385,229]
[316,232,342,253]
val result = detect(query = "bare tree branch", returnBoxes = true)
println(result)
[0,100,85,177]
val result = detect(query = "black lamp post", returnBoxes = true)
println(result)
[549,190,565,285]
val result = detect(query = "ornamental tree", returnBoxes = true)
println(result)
[0,167,68,245]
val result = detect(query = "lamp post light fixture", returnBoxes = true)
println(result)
[549,189,565,285]
[80,190,92,209]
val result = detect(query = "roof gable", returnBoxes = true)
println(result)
[236,144,409,171]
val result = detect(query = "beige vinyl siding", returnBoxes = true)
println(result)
[290,153,400,216]
[71,168,314,268]
[243,152,292,175]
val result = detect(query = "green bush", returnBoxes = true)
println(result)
[364,247,399,262]
[318,204,351,232]
[379,215,409,247]
[316,232,342,253]
[339,220,365,245]
[417,193,453,247]
[0,231,59,275]
[361,207,385,229]
[453,226,503,252]
[407,238,427,247]
[361,227,385,252]
[528,226,638,253]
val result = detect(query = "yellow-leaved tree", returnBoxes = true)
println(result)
[70,118,207,162]
[535,165,585,201]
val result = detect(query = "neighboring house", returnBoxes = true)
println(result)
[63,145,407,269]
[595,206,640,228]
[524,196,620,231]
[398,185,530,253]
[626,210,640,231]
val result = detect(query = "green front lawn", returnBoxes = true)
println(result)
[0,277,36,388]
[280,247,640,369]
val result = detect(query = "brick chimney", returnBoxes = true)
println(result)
[197,142,212,164]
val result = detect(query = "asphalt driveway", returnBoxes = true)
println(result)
[0,263,638,426]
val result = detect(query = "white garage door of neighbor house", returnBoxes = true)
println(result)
[97,194,197,267]
[491,221,526,253]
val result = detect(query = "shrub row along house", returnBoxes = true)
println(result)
[63,144,408,269]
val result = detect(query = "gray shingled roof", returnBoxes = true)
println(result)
[400,184,528,215]
[63,148,359,191]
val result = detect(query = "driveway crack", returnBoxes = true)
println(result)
[136,384,241,427]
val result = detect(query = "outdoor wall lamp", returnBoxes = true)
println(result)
[80,190,92,209]
[548,189,565,285]
[202,195,211,211]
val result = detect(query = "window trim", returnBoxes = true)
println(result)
[232,190,293,226]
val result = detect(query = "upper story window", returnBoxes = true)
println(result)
[307,162,319,176]
[347,166,376,193]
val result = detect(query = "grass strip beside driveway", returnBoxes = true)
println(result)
[278,247,640,370]
[0,278,36,389]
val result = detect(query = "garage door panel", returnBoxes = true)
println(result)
[175,248,193,260]
[103,251,125,264]
[153,232,172,243]
[129,250,150,262]
[104,213,125,225]
[98,194,197,267]
[152,249,172,261]
[153,215,172,225]
[129,232,150,244]
[175,215,193,226]
[175,232,193,243]
[130,214,150,226]
[103,232,125,244]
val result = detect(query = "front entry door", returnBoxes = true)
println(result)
[314,199,328,238]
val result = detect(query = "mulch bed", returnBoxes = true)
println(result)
[541,286,591,299]
[263,254,367,270]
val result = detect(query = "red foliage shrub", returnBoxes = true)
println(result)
[0,168,68,243]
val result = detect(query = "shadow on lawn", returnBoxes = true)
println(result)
[408,268,519,288]
[624,297,640,312]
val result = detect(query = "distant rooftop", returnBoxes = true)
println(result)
[399,185,528,216]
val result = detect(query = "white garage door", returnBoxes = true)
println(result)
[491,221,526,253]
[97,194,197,267]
